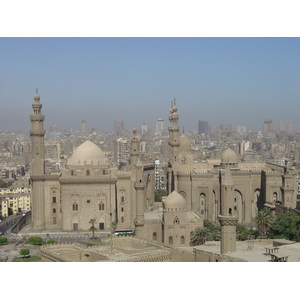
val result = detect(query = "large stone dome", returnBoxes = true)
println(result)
[221,148,238,164]
[68,140,106,166]
[164,191,186,211]
[179,133,191,152]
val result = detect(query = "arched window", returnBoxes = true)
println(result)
[181,236,185,244]
[121,216,124,223]
[86,170,90,176]
[153,232,157,241]
[234,189,243,222]
[53,208,56,214]
[272,192,278,203]
[169,236,173,245]
[99,202,105,211]
[72,202,78,211]
[200,193,206,215]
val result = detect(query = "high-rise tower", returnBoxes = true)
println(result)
[82,119,86,133]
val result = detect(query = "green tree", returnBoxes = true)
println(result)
[0,237,8,245]
[46,239,56,244]
[253,208,274,238]
[27,236,44,245]
[190,227,213,246]
[269,212,300,242]
[203,219,220,241]
[19,248,30,258]
[236,223,256,241]
[89,218,97,239]
[155,189,166,202]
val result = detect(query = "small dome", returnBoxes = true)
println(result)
[221,148,238,164]
[68,140,106,166]
[179,133,191,152]
[34,93,40,101]
[164,191,186,211]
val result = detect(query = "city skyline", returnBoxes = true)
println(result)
[1,37,300,133]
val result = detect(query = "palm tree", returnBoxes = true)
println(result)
[190,227,213,246]
[89,218,97,239]
[111,221,117,234]
[253,208,274,239]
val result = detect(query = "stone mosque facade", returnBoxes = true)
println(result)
[29,92,298,249]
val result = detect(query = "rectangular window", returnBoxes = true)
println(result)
[121,196,124,202]
[99,222,104,230]
[53,217,57,224]
[52,197,56,204]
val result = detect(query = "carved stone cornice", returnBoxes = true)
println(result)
[59,177,117,184]
[218,215,238,226]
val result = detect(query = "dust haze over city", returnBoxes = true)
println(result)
[1,37,299,134]
[1,3,300,299]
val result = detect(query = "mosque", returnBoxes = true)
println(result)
[29,92,298,250]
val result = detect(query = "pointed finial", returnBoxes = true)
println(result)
[36,88,38,94]
[173,98,176,106]
[182,126,185,133]
[171,100,173,108]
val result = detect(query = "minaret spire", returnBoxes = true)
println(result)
[30,90,45,175]
[30,90,46,230]
[168,98,180,166]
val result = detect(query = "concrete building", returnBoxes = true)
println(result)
[156,118,164,134]
[198,120,210,135]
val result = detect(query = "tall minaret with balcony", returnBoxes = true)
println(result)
[30,89,46,175]
[30,90,46,230]
[218,165,238,254]
[134,158,145,238]
[130,128,140,171]
[168,99,180,167]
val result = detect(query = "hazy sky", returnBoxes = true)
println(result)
[1,37,299,133]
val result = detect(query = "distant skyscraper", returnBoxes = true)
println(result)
[286,121,293,134]
[236,126,246,134]
[156,118,164,133]
[81,119,86,133]
[114,121,124,136]
[219,124,232,132]
[278,120,285,132]
[198,120,210,134]
[263,119,274,137]
[141,122,147,134]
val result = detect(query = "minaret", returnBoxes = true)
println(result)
[30,89,45,175]
[30,89,46,230]
[130,128,140,170]
[218,164,238,254]
[134,158,145,238]
[168,99,180,166]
